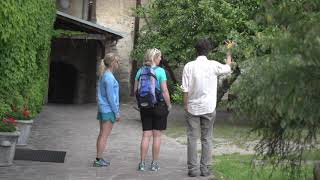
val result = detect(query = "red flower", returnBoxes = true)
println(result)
[8,117,16,123]
[23,109,30,118]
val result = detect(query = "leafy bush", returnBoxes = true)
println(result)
[0,117,17,132]
[230,0,320,177]
[171,84,183,104]
[7,107,32,120]
[0,1,56,119]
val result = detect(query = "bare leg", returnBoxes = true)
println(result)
[152,130,162,161]
[140,130,152,162]
[96,121,113,158]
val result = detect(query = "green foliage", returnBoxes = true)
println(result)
[135,0,320,177]
[132,0,263,66]
[214,154,313,180]
[0,1,56,121]
[0,117,17,132]
[171,84,183,104]
[7,106,32,120]
[230,0,320,176]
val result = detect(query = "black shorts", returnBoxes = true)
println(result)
[140,102,169,131]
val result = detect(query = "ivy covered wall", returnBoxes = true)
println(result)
[0,0,56,118]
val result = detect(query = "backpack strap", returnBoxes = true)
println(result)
[138,66,157,80]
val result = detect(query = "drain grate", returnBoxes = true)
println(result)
[14,149,66,163]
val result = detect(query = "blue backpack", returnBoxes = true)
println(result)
[136,66,161,108]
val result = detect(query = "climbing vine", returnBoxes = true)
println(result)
[0,0,56,119]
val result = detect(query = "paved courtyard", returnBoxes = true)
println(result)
[0,103,213,180]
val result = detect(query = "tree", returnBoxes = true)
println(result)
[132,0,263,101]
[132,0,262,68]
[231,0,320,177]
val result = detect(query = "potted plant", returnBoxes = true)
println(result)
[8,106,33,146]
[0,117,19,166]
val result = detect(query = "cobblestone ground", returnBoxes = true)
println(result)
[0,103,213,180]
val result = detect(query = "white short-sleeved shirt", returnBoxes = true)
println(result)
[181,56,231,115]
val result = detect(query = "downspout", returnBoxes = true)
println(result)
[88,0,96,22]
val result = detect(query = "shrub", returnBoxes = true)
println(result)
[171,84,183,104]
[0,1,56,119]
[0,117,17,132]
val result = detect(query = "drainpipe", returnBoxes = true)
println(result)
[130,0,141,96]
[88,0,96,22]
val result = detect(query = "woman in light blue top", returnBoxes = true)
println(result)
[94,53,120,167]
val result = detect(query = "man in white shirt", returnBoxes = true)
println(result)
[181,38,232,177]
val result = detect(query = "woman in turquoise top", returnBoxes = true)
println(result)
[134,48,172,171]
[94,53,120,167]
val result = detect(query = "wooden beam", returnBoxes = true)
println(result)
[55,34,106,40]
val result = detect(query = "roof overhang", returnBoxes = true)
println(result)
[55,11,125,41]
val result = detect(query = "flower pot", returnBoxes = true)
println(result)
[0,131,20,166]
[16,120,33,146]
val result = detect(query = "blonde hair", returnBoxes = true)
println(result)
[98,53,120,76]
[144,48,161,66]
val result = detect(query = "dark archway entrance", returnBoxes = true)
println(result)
[48,62,78,104]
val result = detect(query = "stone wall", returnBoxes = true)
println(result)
[96,0,148,101]
[55,0,150,102]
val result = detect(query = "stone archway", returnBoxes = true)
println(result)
[48,62,78,104]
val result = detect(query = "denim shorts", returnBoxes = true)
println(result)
[96,112,116,123]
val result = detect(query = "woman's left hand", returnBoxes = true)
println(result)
[116,117,121,122]
[167,104,172,112]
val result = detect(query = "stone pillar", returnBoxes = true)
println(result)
[96,0,138,101]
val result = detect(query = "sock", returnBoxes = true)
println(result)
[96,158,101,161]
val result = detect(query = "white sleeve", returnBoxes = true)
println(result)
[213,61,231,75]
[181,64,189,92]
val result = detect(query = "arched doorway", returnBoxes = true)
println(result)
[48,62,78,104]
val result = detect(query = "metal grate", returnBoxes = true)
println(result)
[14,149,66,163]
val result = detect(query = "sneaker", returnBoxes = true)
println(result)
[200,167,212,177]
[93,158,110,167]
[138,162,146,171]
[200,171,212,177]
[188,170,198,177]
[150,161,160,171]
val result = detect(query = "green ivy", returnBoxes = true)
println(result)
[0,0,56,119]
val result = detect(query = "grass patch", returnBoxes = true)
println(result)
[166,120,256,147]
[214,153,314,180]
[302,150,320,161]
[165,121,186,138]
[213,124,255,146]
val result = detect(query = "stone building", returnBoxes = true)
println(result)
[50,0,144,103]
[49,11,124,104]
